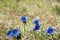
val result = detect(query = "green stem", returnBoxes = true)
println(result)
[50,34,54,40]
[32,31,36,40]
[23,24,26,37]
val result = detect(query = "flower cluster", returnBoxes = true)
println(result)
[21,16,55,34]
[7,28,21,38]
[7,16,56,39]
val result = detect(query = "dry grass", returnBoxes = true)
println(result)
[0,0,60,40]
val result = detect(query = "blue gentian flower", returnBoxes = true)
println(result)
[33,19,40,31]
[7,30,13,37]
[33,24,40,31]
[7,28,21,38]
[34,19,39,25]
[21,16,27,24]
[46,27,55,35]
[12,28,21,37]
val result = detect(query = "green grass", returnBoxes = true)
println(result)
[0,0,60,40]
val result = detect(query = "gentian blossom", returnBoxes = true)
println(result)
[46,27,55,35]
[21,16,27,24]
[33,19,40,31]
[7,30,13,37]
[12,28,21,37]
[34,19,39,25]
[7,28,21,38]
[33,24,40,31]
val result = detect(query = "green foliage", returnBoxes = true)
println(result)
[55,5,60,16]
[37,4,42,9]
[56,0,60,2]
[21,7,27,13]
[0,0,60,40]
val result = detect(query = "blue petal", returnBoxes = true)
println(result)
[46,27,55,35]
[21,16,26,21]
[33,24,40,31]
[7,30,13,37]
[12,28,21,37]
[7,28,21,37]
[34,19,39,25]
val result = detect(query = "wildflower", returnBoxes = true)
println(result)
[46,27,55,35]
[21,16,27,24]
[34,19,39,25]
[33,24,40,31]
[7,30,13,37]
[7,28,21,38]
[33,19,40,31]
[12,28,21,37]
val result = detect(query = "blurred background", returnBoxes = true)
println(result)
[0,0,60,40]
